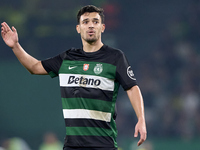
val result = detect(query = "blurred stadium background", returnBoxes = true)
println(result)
[1,0,200,150]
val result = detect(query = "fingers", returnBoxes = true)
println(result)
[4,22,11,32]
[134,130,138,138]
[1,22,17,38]
[137,132,146,146]
[12,26,17,33]
[1,22,7,32]
[137,138,145,146]
[1,22,12,33]
[134,128,147,146]
[1,23,7,37]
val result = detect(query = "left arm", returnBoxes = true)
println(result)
[127,85,147,146]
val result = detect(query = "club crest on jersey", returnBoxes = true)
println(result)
[83,64,89,71]
[94,64,103,75]
[127,66,136,80]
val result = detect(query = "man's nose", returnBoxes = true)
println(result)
[88,21,94,28]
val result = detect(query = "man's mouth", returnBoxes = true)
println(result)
[87,30,95,35]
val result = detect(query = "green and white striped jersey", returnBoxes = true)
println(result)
[42,45,137,148]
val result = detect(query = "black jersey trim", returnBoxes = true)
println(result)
[64,118,111,129]
[64,135,115,148]
[123,83,137,91]
[60,87,114,102]
[64,147,117,150]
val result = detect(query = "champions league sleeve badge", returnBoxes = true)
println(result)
[127,66,136,80]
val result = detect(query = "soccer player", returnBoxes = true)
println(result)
[1,5,147,150]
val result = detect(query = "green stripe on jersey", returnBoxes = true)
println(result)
[66,126,114,137]
[49,71,57,78]
[59,60,116,79]
[62,98,112,112]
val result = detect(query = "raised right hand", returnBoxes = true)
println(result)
[1,22,19,48]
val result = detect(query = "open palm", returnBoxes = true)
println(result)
[1,22,18,48]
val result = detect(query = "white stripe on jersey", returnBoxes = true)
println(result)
[59,74,114,91]
[63,109,111,122]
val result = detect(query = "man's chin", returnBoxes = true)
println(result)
[86,38,97,43]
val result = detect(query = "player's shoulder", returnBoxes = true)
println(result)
[59,47,82,59]
[104,45,125,57]
[65,47,82,53]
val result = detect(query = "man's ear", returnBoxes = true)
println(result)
[101,24,105,33]
[76,25,80,33]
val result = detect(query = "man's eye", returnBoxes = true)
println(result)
[94,21,98,24]
[83,21,88,24]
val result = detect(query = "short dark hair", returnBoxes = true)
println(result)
[77,5,105,24]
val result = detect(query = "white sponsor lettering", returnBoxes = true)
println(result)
[59,74,114,91]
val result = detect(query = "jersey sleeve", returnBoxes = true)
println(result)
[116,51,137,91]
[41,54,63,78]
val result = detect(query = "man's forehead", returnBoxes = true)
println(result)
[80,12,101,20]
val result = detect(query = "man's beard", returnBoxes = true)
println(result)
[83,34,100,44]
[86,38,97,43]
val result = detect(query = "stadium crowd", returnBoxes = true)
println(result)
[117,0,200,142]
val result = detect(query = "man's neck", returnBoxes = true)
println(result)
[82,40,104,53]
